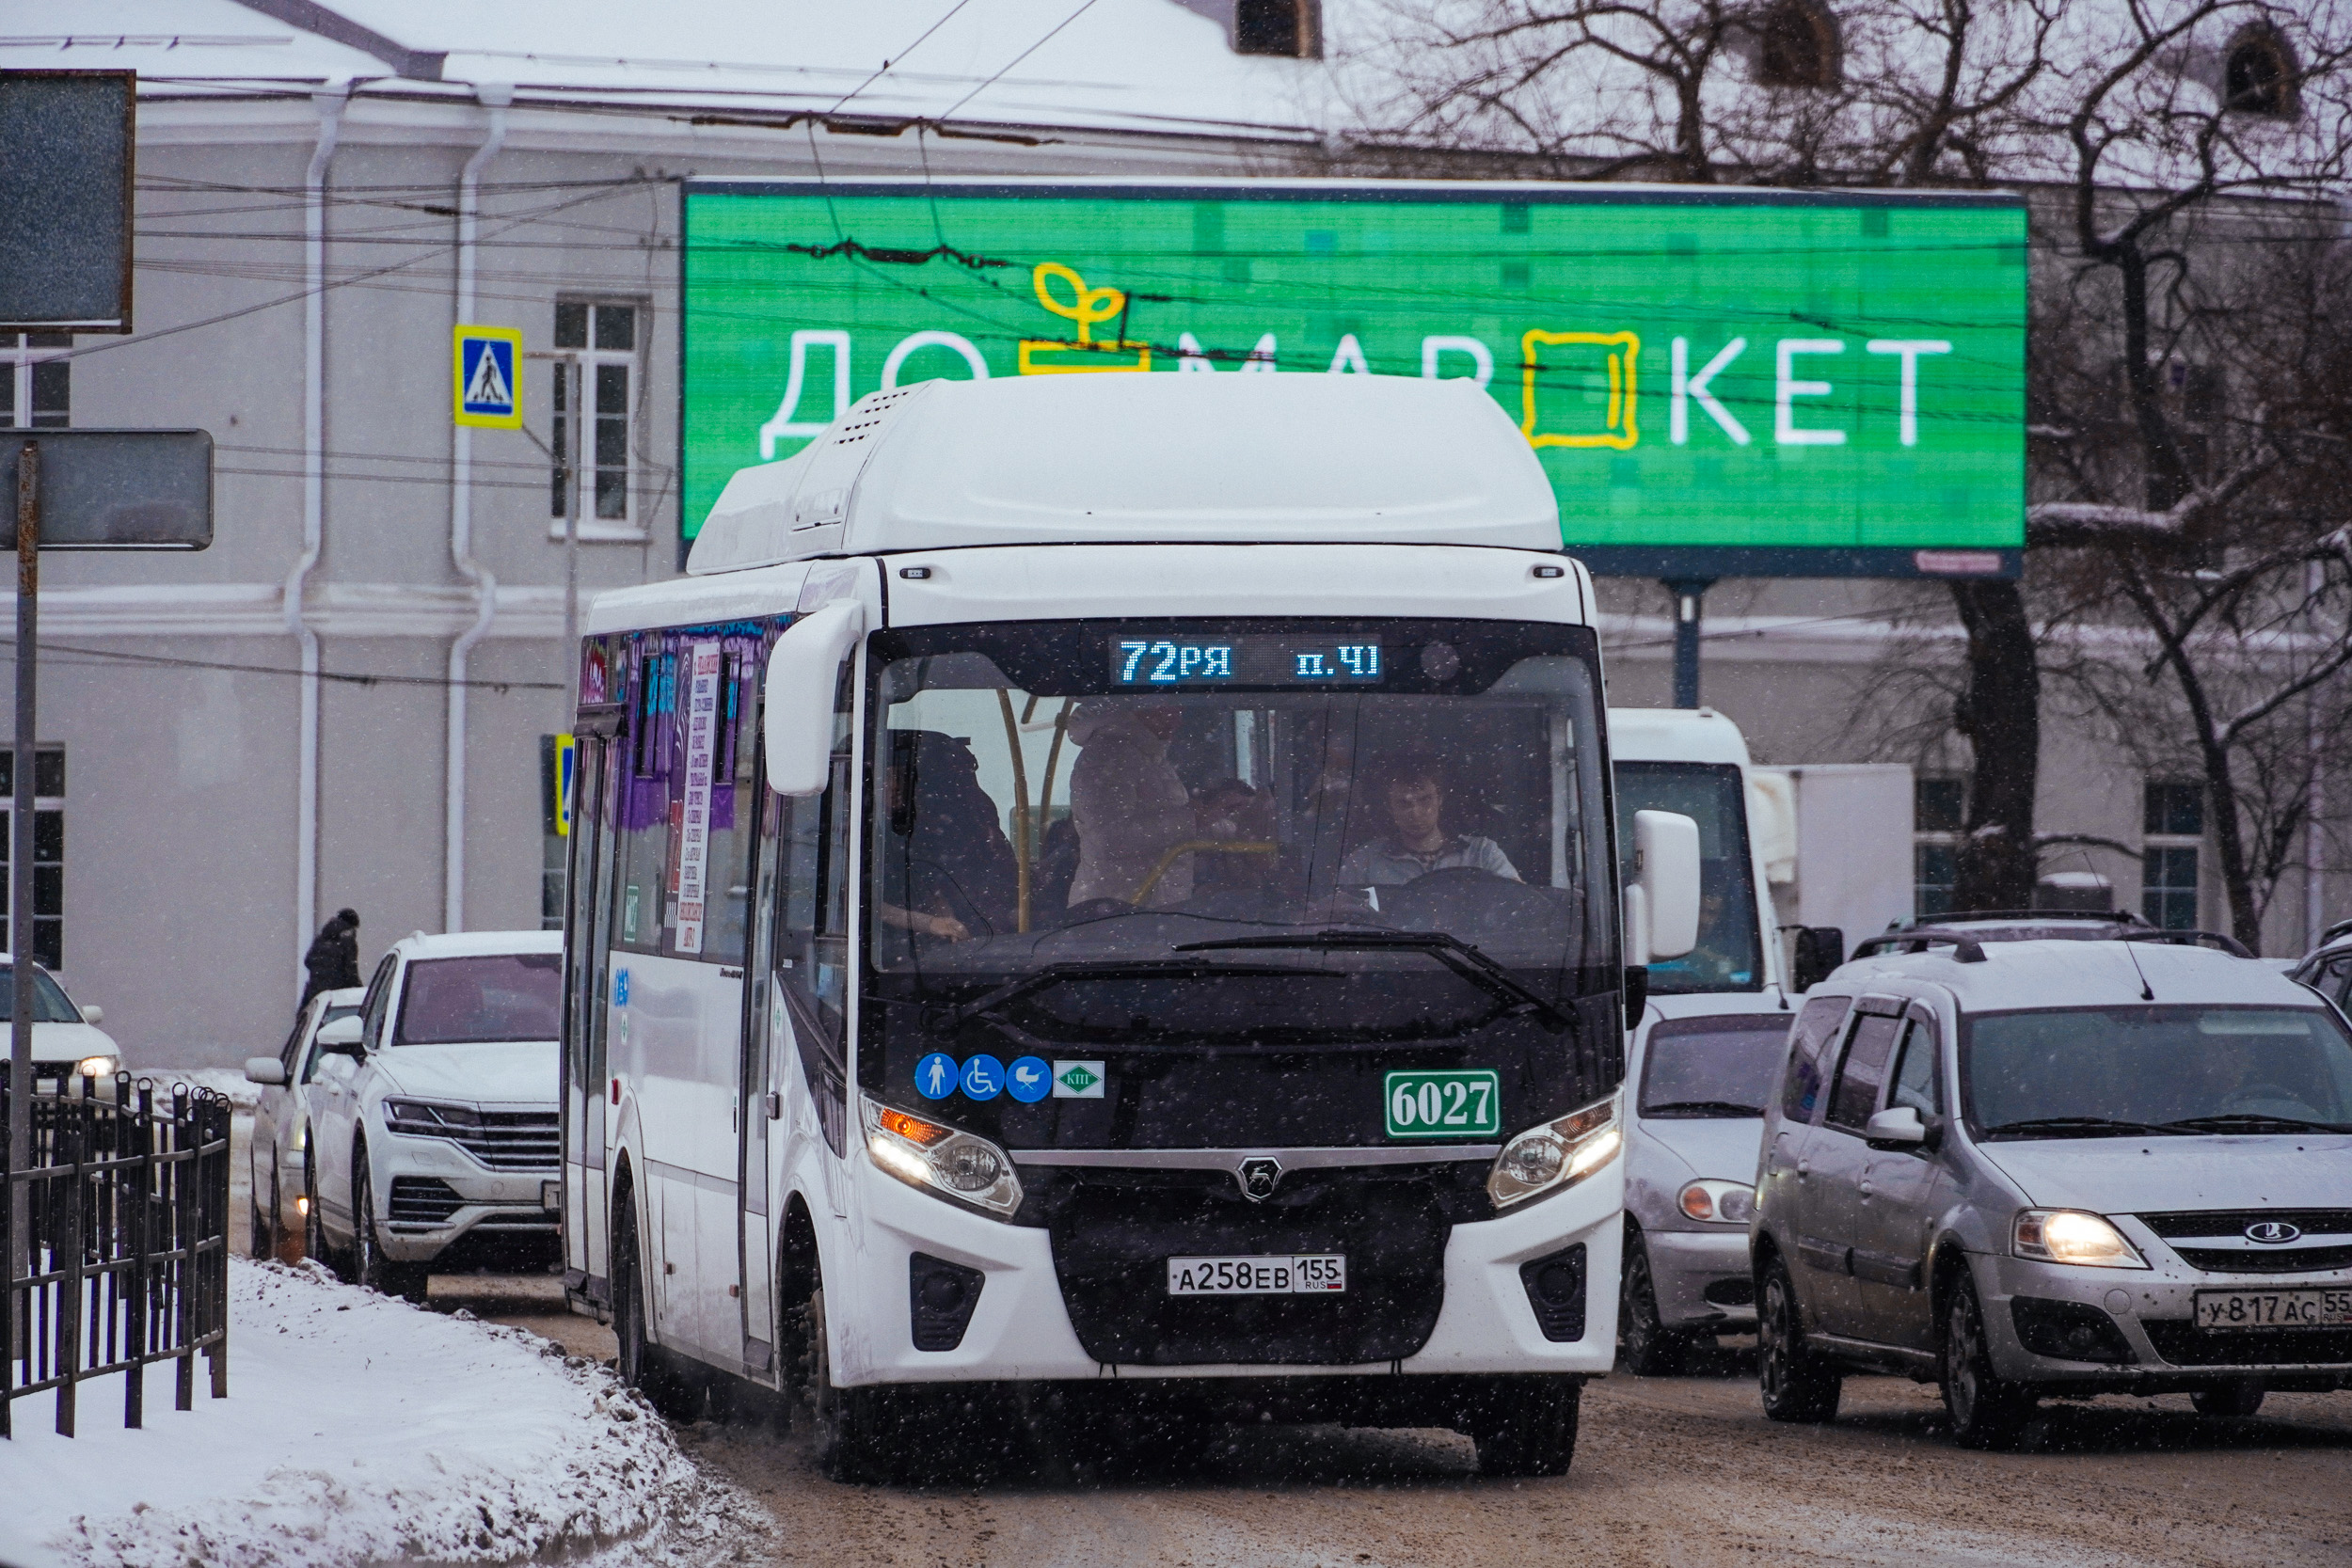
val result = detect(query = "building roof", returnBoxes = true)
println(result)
[26,0,1332,146]
[1831,939,2320,1013]
[688,372,1563,570]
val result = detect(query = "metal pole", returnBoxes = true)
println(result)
[563,358,580,698]
[1665,578,1711,710]
[9,441,36,1298]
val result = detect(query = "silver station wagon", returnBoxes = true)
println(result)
[1750,937,2352,1449]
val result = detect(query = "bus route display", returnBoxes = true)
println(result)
[1110,634,1383,687]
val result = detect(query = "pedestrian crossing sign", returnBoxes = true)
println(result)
[453,325,523,428]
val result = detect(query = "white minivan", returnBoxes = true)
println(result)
[303,931,563,1299]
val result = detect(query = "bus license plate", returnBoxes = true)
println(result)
[2195,1287,2352,1330]
[1168,1255,1346,1295]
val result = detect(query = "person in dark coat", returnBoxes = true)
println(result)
[300,908,361,1010]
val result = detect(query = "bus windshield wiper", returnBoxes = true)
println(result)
[925,958,1309,1037]
[2155,1113,2352,1134]
[1173,930,1573,1033]
[1979,1116,2178,1140]
[1643,1101,1764,1118]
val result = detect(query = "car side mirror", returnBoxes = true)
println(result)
[79,1003,103,1025]
[315,1015,366,1057]
[244,1056,288,1086]
[1865,1104,1936,1151]
[1625,809,1702,964]
[1790,927,1845,992]
[763,599,865,797]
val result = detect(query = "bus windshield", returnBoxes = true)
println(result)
[1613,761,1763,993]
[857,619,1617,1142]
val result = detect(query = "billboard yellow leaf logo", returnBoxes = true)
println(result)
[1521,330,1640,450]
[1019,261,1152,374]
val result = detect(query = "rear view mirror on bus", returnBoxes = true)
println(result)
[764,599,866,797]
[1625,808,1702,965]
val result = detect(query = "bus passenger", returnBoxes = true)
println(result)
[1066,701,1259,910]
[1339,753,1518,888]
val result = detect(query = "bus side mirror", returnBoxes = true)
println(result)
[763,599,866,797]
[1791,927,1845,991]
[1627,809,1701,964]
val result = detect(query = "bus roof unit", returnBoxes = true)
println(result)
[688,373,1563,574]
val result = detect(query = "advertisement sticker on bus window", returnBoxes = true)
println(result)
[674,641,723,955]
[1384,1069,1502,1139]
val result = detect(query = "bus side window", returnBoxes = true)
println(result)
[776,652,856,1153]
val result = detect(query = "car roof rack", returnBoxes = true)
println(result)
[1878,908,2151,931]
[2114,928,2254,958]
[1850,928,1991,962]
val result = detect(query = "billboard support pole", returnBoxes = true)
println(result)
[1667,578,1712,709]
[8,441,35,1294]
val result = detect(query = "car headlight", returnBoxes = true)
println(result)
[1678,1179,1756,1225]
[1487,1095,1621,1210]
[383,1099,482,1139]
[2013,1209,2147,1270]
[859,1095,1023,1219]
[76,1054,119,1078]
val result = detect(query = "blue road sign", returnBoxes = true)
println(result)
[1007,1055,1051,1103]
[453,325,523,428]
[914,1053,958,1101]
[961,1054,1005,1101]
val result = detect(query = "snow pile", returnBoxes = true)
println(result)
[0,1259,755,1568]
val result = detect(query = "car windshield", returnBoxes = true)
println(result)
[1964,1006,2352,1134]
[392,954,562,1046]
[0,964,82,1023]
[1640,1013,1790,1117]
[1613,762,1763,993]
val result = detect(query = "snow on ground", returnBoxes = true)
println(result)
[0,1258,758,1568]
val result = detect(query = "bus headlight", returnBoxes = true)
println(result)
[1488,1095,1620,1210]
[859,1096,1024,1220]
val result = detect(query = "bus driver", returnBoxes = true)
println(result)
[1340,752,1519,888]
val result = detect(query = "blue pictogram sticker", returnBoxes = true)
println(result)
[961,1054,1005,1101]
[1007,1055,1052,1103]
[914,1053,959,1101]
[613,969,629,1006]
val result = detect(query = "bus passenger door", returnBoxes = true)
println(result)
[562,732,617,1305]
[739,781,783,1373]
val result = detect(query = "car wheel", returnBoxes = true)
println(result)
[354,1155,428,1304]
[1468,1376,1581,1478]
[808,1281,902,1483]
[613,1195,705,1421]
[1757,1255,1842,1423]
[1942,1272,2036,1449]
[1619,1231,1692,1376]
[2191,1381,2265,1419]
[304,1143,351,1281]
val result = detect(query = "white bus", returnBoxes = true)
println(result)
[559,372,1698,1481]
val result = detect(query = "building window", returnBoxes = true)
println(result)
[551,300,644,537]
[1756,0,1842,89]
[2143,780,2204,930]
[2224,25,2298,119]
[1233,0,1321,58]
[3,334,72,429]
[1914,775,1963,918]
[0,747,66,972]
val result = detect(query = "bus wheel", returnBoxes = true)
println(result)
[808,1285,898,1484]
[614,1196,705,1421]
[1469,1376,1580,1478]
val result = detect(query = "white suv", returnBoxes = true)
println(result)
[302,930,564,1299]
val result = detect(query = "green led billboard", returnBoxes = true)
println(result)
[681,181,2025,577]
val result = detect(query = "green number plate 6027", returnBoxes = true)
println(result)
[1385,1069,1502,1139]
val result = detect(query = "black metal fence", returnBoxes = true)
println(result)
[2,1074,231,1437]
